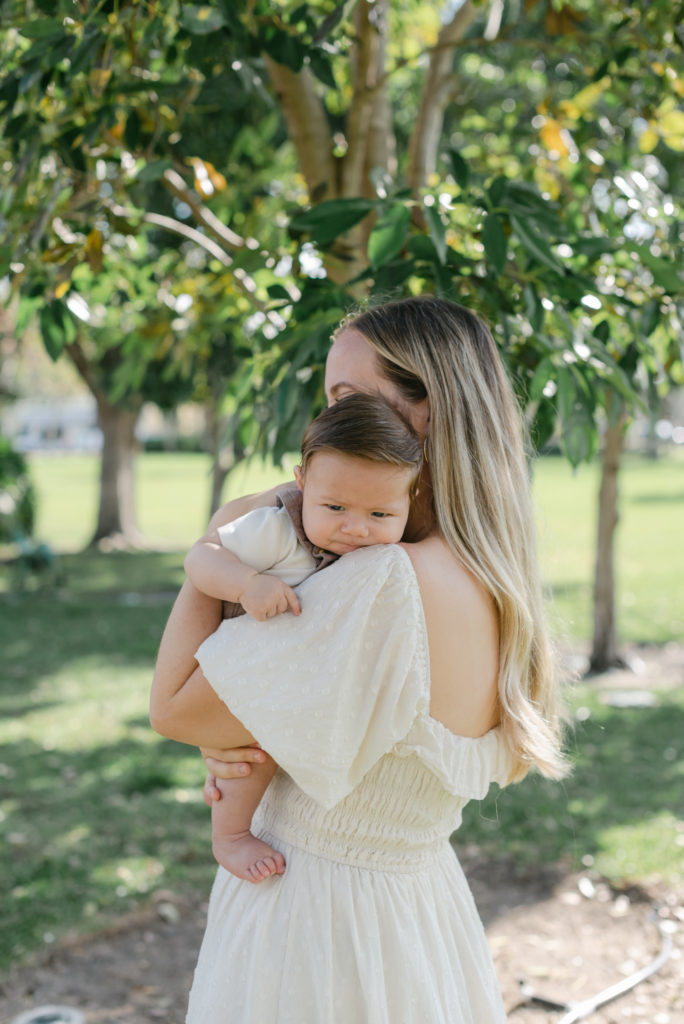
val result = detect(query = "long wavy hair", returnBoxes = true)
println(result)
[338,296,568,782]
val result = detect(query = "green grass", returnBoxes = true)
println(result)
[534,452,684,644]
[1,449,683,969]
[459,684,684,885]
[0,592,212,968]
[27,451,291,551]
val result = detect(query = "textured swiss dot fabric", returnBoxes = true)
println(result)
[190,545,510,1023]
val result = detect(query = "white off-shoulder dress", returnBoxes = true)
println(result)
[190,544,511,1023]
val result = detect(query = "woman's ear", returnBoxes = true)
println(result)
[293,464,304,491]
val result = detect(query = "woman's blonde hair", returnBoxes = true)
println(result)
[339,296,568,782]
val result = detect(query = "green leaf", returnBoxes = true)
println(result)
[488,176,507,208]
[290,198,376,247]
[640,299,661,337]
[503,183,561,232]
[448,150,469,189]
[530,397,557,452]
[267,284,292,301]
[69,30,101,75]
[510,216,564,274]
[125,110,142,150]
[524,285,545,332]
[372,259,416,293]
[632,245,683,294]
[573,236,617,262]
[529,356,553,403]
[0,246,12,278]
[308,50,337,90]
[593,320,610,343]
[39,301,76,362]
[482,214,507,274]
[15,296,37,336]
[557,368,596,465]
[408,235,439,262]
[19,19,63,40]
[424,206,447,265]
[0,74,19,113]
[137,159,173,183]
[313,1,352,43]
[180,6,227,35]
[562,413,596,465]
[261,30,306,72]
[368,205,411,269]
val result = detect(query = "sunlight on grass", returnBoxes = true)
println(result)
[594,812,684,884]
[28,452,292,552]
[459,683,684,887]
[532,453,684,644]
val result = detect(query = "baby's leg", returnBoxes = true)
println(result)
[211,758,284,882]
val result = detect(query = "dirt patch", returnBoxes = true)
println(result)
[1,645,682,1024]
[1,868,681,1024]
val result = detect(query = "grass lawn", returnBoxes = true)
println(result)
[1,449,682,970]
[533,451,684,646]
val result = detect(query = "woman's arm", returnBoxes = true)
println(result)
[150,485,291,748]
[150,578,256,747]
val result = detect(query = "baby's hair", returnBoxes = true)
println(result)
[300,393,422,497]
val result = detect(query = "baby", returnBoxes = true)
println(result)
[184,392,422,882]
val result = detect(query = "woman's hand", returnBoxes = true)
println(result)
[200,744,268,806]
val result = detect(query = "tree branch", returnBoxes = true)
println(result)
[341,0,389,199]
[161,168,247,250]
[408,0,479,195]
[262,56,336,199]
[105,200,269,312]
[65,336,103,400]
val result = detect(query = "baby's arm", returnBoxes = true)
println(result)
[184,532,301,621]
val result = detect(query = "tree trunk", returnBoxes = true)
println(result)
[91,397,144,548]
[408,1,478,194]
[589,416,626,672]
[65,340,145,549]
[205,399,247,522]
[206,404,231,522]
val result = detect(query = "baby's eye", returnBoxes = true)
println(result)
[327,504,344,512]
[371,511,390,518]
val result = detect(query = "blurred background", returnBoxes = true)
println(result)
[0,0,682,996]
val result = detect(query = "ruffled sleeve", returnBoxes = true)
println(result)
[195,544,429,809]
[394,717,515,799]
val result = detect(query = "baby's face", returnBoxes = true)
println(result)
[295,451,412,556]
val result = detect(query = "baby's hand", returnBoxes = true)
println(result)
[239,573,301,620]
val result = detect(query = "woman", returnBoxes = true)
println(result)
[150,296,568,1022]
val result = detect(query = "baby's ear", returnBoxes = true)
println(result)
[293,464,304,491]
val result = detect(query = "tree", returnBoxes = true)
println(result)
[1,1,682,660]
[0,0,293,542]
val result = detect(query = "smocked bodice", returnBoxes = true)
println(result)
[255,753,461,872]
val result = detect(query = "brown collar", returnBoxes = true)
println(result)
[277,487,339,571]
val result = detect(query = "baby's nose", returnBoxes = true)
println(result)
[342,516,369,537]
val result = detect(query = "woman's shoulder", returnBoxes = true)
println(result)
[398,536,494,650]
[399,534,485,603]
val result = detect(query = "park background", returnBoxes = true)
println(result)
[1,0,683,1020]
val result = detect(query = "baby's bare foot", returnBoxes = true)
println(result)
[213,830,286,883]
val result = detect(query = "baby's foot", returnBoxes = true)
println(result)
[213,829,286,883]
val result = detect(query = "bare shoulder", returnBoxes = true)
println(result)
[399,536,499,737]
